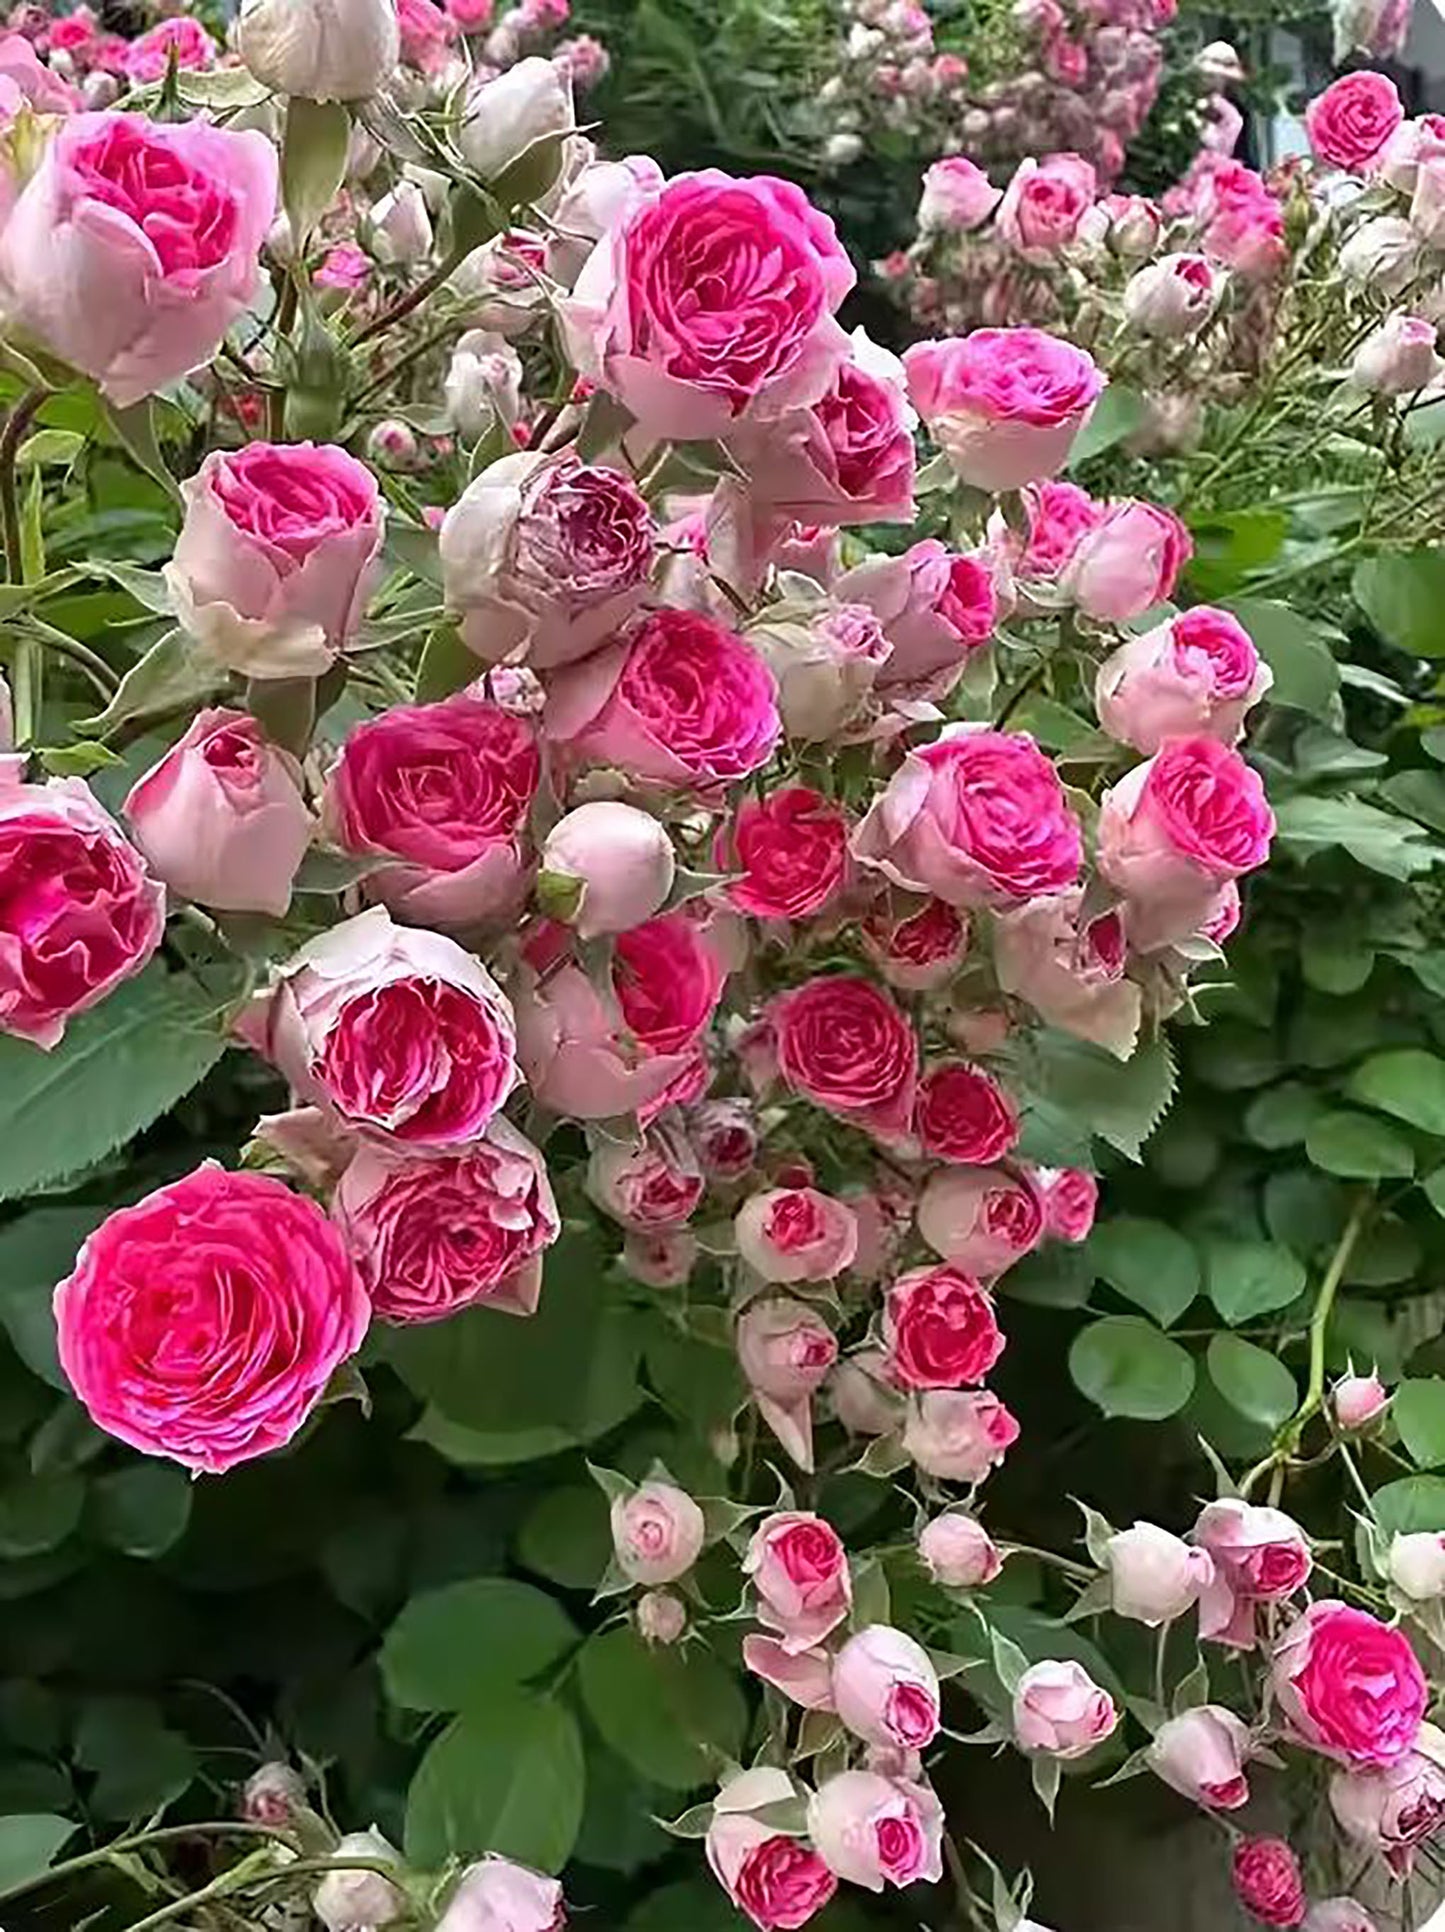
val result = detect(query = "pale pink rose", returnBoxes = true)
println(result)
[833,1626,940,1751]
[706,1773,837,1930]
[1333,1370,1390,1431]
[721,787,849,922]
[561,170,854,441]
[434,1856,565,1932]
[1096,605,1270,754]
[0,669,9,751]
[636,1589,687,1645]
[0,768,164,1049]
[1122,252,1224,339]
[314,1829,405,1932]
[996,152,1097,258]
[622,1228,697,1288]
[326,697,537,930]
[1232,1838,1305,1928]
[1302,1903,1377,1932]
[1194,1498,1311,1648]
[1273,1601,1427,1768]
[540,802,675,939]
[744,1510,852,1652]
[836,540,1001,696]
[861,896,969,993]
[610,1479,706,1585]
[853,726,1081,909]
[1330,1724,1445,1874]
[903,328,1105,491]
[1339,216,1420,293]
[167,442,384,680]
[771,975,918,1137]
[736,1298,837,1469]
[750,602,892,742]
[807,1771,943,1893]
[884,1263,1004,1390]
[121,14,214,80]
[1387,1531,1445,1601]
[1148,1706,1251,1810]
[0,32,78,110]
[1350,314,1443,395]
[1306,70,1403,171]
[903,1387,1019,1481]
[241,1763,307,1827]
[1097,737,1274,952]
[331,1118,558,1323]
[1379,112,1445,190]
[586,1122,703,1232]
[1085,191,1161,255]
[736,1188,858,1284]
[1013,1660,1117,1759]
[994,892,1140,1058]
[440,451,654,670]
[1061,498,1191,623]
[239,907,520,1150]
[545,607,779,791]
[918,1511,1002,1587]
[545,152,664,286]
[1106,1521,1214,1625]
[831,1350,904,1435]
[917,1164,1045,1278]
[689,1097,758,1182]
[55,1165,369,1475]
[917,155,1000,233]
[913,1061,1017,1165]
[1409,155,1445,247]
[0,112,276,407]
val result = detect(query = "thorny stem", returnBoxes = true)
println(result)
[119,1855,408,1932]
[0,1823,297,1906]
[351,250,466,348]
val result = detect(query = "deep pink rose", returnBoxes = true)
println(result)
[918,1164,1045,1277]
[1306,70,1403,170]
[397,0,456,65]
[836,540,1001,696]
[807,1772,943,1894]
[744,1510,852,1652]
[561,170,854,440]
[903,1387,1019,1481]
[861,896,970,993]
[55,1165,369,1474]
[240,908,520,1150]
[1061,498,1192,622]
[614,910,726,1054]
[721,787,849,921]
[545,607,779,791]
[706,1818,837,1931]
[124,708,310,919]
[0,768,164,1049]
[1036,1165,1098,1242]
[736,1188,858,1283]
[326,697,538,930]
[332,1119,558,1324]
[853,726,1082,908]
[316,243,371,293]
[833,1626,940,1751]
[1192,159,1288,278]
[1272,1601,1427,1769]
[772,975,919,1136]
[884,1263,1004,1390]
[914,1061,1017,1164]
[1097,736,1274,952]
[996,152,1098,258]
[689,1096,758,1182]
[1148,1706,1251,1811]
[167,442,384,680]
[1013,1660,1118,1759]
[1096,605,1271,753]
[1232,1839,1306,1929]
[121,15,215,81]
[904,328,1105,491]
[586,1120,704,1232]
[993,892,1140,1058]
[0,112,276,407]
[1009,479,1103,581]
[1330,1727,1445,1875]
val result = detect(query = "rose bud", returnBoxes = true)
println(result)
[807,1771,944,1893]
[917,154,1000,233]
[1303,1904,1377,1932]
[1122,253,1224,339]
[622,1229,697,1290]
[1193,1498,1311,1646]
[1350,314,1443,395]
[720,787,850,923]
[241,1762,307,1826]
[1339,215,1421,294]
[459,56,575,194]
[1061,498,1191,624]
[238,0,401,99]
[1014,1660,1119,1762]
[1329,1723,1445,1870]
[434,1856,566,1932]
[1388,1531,1445,1601]
[736,1188,858,1284]
[1232,1837,1306,1929]
[883,1264,1005,1390]
[1106,1521,1215,1626]
[914,1061,1017,1165]
[918,1165,1045,1279]
[918,1511,1003,1588]
[862,897,969,993]
[749,602,892,742]
[830,1351,905,1436]
[904,1388,1019,1482]
[1411,157,1445,250]
[1306,69,1403,171]
[995,893,1140,1058]
[705,1770,837,1931]
[736,1298,837,1470]
[611,1480,706,1586]
[367,421,418,472]
[635,1590,687,1646]
[445,329,523,441]
[1035,1166,1098,1243]
[835,540,1001,698]
[744,1511,853,1653]
[1096,606,1271,757]
[314,1828,405,1931]
[996,151,1097,259]
[1147,1706,1252,1811]
[587,1123,703,1233]
[1333,1369,1390,1431]
[771,975,919,1138]
[833,1626,941,1751]
[1273,1600,1427,1768]
[689,1098,759,1184]
[540,802,675,938]
[903,327,1105,492]
[370,181,434,267]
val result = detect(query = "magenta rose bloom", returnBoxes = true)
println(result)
[903,328,1105,492]
[745,1511,852,1653]
[1232,1838,1306,1929]
[884,1263,1004,1390]
[1013,480,1103,580]
[996,152,1098,259]
[561,169,854,440]
[836,540,1001,697]
[167,441,385,680]
[333,1118,559,1323]
[55,1165,370,1474]
[614,910,726,1055]
[772,975,919,1136]
[721,787,850,922]
[861,897,969,993]
[0,769,165,1049]
[586,1120,704,1233]
[853,726,1083,909]
[1272,1601,1427,1769]
[0,111,277,407]
[326,696,539,930]
[706,1815,837,1931]
[1306,70,1403,171]
[914,1061,1018,1164]
[1096,605,1272,754]
[121,14,215,81]
[545,607,780,791]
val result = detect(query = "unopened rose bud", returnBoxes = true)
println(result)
[1333,1369,1389,1430]
[1388,1530,1445,1601]
[918,1511,1002,1588]
[459,56,575,197]
[1147,1706,1251,1810]
[370,181,434,266]
[1013,1660,1118,1759]
[622,1228,697,1289]
[81,70,120,109]
[611,1480,706,1586]
[444,328,522,440]
[830,1350,903,1435]
[367,420,418,470]
[238,0,401,102]
[1122,253,1223,339]
[824,132,864,166]
[1351,314,1443,395]
[636,1589,688,1644]
[241,1761,308,1826]
[1196,38,1245,84]
[539,802,675,938]
[313,1829,405,1931]
[1303,1902,1377,1932]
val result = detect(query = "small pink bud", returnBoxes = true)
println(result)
[636,1590,688,1645]
[1333,1370,1389,1431]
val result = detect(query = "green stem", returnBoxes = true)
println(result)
[350,250,466,349]
[0,387,47,743]
[0,1824,296,1907]
[120,1856,405,1932]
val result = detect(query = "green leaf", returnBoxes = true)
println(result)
[1244,1082,1327,1149]
[1380,770,1445,835]
[1068,1317,1195,1421]
[101,398,178,505]
[1307,1110,1415,1179]
[1393,1380,1445,1468]
[1201,1236,1306,1325]
[1025,1032,1176,1160]
[577,1626,747,1791]
[997,1244,1093,1309]
[1354,550,1445,656]
[1360,1474,1445,1574]
[282,97,351,241]
[0,1814,75,1892]
[1084,1219,1198,1327]
[1265,1170,1348,1258]
[1223,598,1339,714]
[1347,1049,1445,1137]
[75,1697,196,1820]
[87,1464,192,1559]
[1301,933,1374,996]
[0,1209,106,1388]
[1274,796,1442,880]
[416,621,477,703]
[626,1882,747,1932]
[1066,386,1146,468]
[76,628,222,738]
[0,1474,83,1557]
[18,430,82,471]
[1206,1335,1297,1429]
[408,1408,575,1467]
[1186,512,1286,598]
[404,1691,584,1874]
[381,1580,576,1712]
[1424,1169,1445,1217]
[516,1487,611,1591]
[0,963,233,1203]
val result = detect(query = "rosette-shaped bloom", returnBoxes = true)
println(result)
[770,975,919,1138]
[917,1165,1045,1278]
[807,1772,944,1893]
[836,541,1001,697]
[1272,1601,1427,1769]
[1096,606,1271,754]
[883,1264,1004,1390]
[903,328,1105,492]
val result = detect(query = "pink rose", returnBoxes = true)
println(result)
[996,152,1098,258]
[1036,1165,1098,1242]
[706,1798,837,1931]
[861,896,969,993]
[546,153,664,286]
[1410,154,1445,246]
[750,601,892,742]
[807,1772,943,1893]
[1232,1838,1306,1929]
[1334,1370,1390,1431]
[1097,737,1274,952]
[586,1121,703,1232]
[853,727,1082,908]
[1013,480,1103,580]
[1196,162,1287,279]
[613,911,726,1054]
[1303,1905,1377,1932]
[0,111,276,407]
[918,155,1000,233]
[446,0,495,27]
[1105,1521,1214,1625]
[545,607,779,791]
[721,787,849,922]
[121,14,214,81]
[836,540,1001,696]
[1387,1531,1445,1601]
[917,1164,1045,1277]
[167,442,385,680]
[317,243,371,293]
[332,1119,558,1323]
[883,1263,1005,1390]
[125,709,310,920]
[636,1589,687,1644]
[914,1061,1017,1165]
[0,32,78,111]
[55,1165,369,1474]
[1330,1725,1445,1874]
[744,1510,852,1652]
[1350,314,1443,395]
[903,1388,1019,1482]
[434,1857,565,1932]
[439,452,655,670]
[610,1479,706,1585]
[1194,1498,1311,1647]
[1147,1706,1251,1810]
[771,975,919,1136]
[918,1511,1002,1588]
[689,1097,758,1182]
[1272,1601,1427,1769]
[1061,498,1192,622]
[833,1626,940,1750]
[561,170,854,441]
[736,1188,858,1283]
[540,802,675,938]
[622,1228,697,1289]
[0,769,164,1049]
[1379,112,1445,191]
[1121,253,1223,338]
[1096,606,1271,753]
[903,328,1105,491]
[1013,1660,1118,1759]
[241,1763,307,1828]
[397,0,455,65]
[736,1296,837,1470]
[240,907,520,1150]
[1306,70,1403,171]
[831,1350,905,1435]
[993,892,1140,1058]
